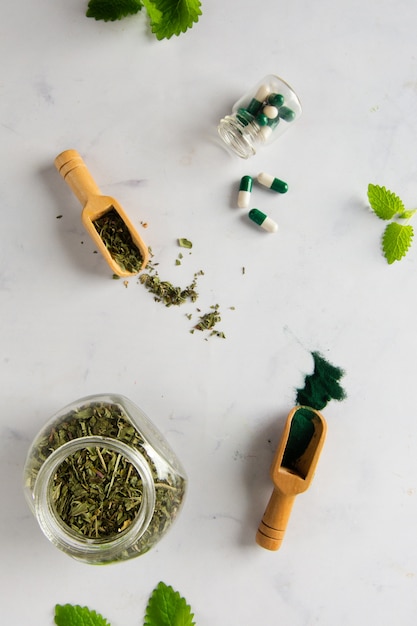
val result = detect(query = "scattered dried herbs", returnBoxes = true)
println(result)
[93,208,144,273]
[139,270,204,306]
[193,304,225,338]
[135,245,229,338]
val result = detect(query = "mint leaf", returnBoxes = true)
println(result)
[144,581,196,626]
[382,222,414,264]
[367,184,404,220]
[86,0,143,21]
[54,604,111,626]
[142,0,202,39]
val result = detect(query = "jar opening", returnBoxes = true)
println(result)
[33,437,155,559]
[51,445,144,541]
[217,116,256,159]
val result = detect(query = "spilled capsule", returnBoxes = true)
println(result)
[248,209,278,233]
[237,175,253,208]
[257,172,288,194]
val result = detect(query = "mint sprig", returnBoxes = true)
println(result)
[367,183,416,264]
[86,0,202,40]
[53,582,195,626]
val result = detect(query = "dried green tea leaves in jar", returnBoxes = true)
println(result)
[52,446,143,539]
[24,398,187,562]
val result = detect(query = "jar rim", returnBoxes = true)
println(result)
[32,436,156,561]
[217,116,257,159]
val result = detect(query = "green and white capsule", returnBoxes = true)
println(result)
[255,112,269,127]
[268,93,285,107]
[248,209,278,233]
[237,175,253,208]
[257,172,288,194]
[278,105,296,122]
[246,84,271,115]
[262,105,279,120]
[236,107,255,126]
[258,118,280,141]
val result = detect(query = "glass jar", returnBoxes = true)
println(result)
[23,394,187,564]
[217,74,302,159]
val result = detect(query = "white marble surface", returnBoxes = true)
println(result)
[2,0,417,624]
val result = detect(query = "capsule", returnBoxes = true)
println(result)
[236,107,255,126]
[259,118,280,142]
[248,209,278,233]
[259,126,273,142]
[237,176,253,208]
[278,106,296,122]
[255,112,269,127]
[268,93,285,107]
[262,105,279,120]
[257,172,288,194]
[246,84,271,115]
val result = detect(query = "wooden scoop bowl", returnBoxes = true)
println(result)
[256,406,327,551]
[55,149,149,277]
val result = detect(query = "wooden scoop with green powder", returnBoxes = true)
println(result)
[256,406,327,551]
[256,351,346,551]
[55,150,149,277]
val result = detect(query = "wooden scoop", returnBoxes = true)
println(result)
[256,406,327,551]
[55,149,149,277]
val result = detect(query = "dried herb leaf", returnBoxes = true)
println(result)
[178,238,193,249]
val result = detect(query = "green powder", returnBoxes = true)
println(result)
[282,407,316,473]
[296,351,346,411]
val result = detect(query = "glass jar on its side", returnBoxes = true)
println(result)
[217,74,302,159]
[23,394,187,564]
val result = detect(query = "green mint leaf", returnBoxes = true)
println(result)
[141,0,202,40]
[367,184,404,220]
[382,222,414,264]
[86,0,143,21]
[144,581,196,626]
[54,604,111,626]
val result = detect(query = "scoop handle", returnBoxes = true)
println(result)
[55,149,101,206]
[256,488,296,551]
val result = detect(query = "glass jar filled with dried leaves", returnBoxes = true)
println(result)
[23,394,187,564]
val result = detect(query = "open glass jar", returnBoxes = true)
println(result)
[23,394,187,564]
[218,74,302,159]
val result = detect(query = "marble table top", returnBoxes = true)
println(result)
[1,0,417,624]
